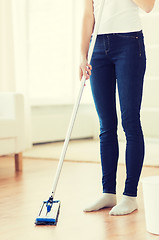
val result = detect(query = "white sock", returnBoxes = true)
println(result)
[109,195,138,216]
[83,193,116,212]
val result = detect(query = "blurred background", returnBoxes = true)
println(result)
[0,0,159,165]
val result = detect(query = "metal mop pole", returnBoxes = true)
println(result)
[51,0,105,199]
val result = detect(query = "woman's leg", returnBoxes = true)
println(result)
[84,36,119,211]
[91,58,119,195]
[109,31,146,215]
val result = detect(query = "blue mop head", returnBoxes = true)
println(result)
[35,198,60,225]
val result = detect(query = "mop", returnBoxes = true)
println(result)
[35,0,105,226]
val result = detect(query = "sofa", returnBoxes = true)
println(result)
[0,92,25,171]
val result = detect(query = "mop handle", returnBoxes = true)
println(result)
[51,0,105,198]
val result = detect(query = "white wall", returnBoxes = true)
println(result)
[31,104,96,144]
[140,3,159,139]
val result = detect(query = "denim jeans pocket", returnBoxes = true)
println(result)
[116,32,144,57]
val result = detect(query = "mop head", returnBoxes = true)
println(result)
[35,199,60,225]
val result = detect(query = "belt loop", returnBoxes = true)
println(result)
[138,30,142,37]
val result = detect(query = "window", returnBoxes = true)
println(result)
[29,0,74,105]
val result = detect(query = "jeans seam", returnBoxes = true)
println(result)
[107,36,110,52]
[103,35,110,55]
[137,38,142,57]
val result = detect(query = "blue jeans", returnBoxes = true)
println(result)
[89,30,146,197]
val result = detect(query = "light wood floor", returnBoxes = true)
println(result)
[0,156,159,240]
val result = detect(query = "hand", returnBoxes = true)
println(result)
[79,58,92,82]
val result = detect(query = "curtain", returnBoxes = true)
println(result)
[0,0,15,91]
[0,0,32,149]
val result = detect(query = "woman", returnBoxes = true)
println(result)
[79,0,155,216]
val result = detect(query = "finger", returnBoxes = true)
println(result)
[85,73,90,80]
[81,67,91,80]
[86,65,92,74]
[84,66,91,76]
[83,69,88,79]
[86,68,92,76]
[87,64,92,70]
[89,64,92,70]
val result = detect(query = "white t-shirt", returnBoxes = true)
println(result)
[93,0,142,34]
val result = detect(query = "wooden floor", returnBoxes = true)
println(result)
[0,156,159,240]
